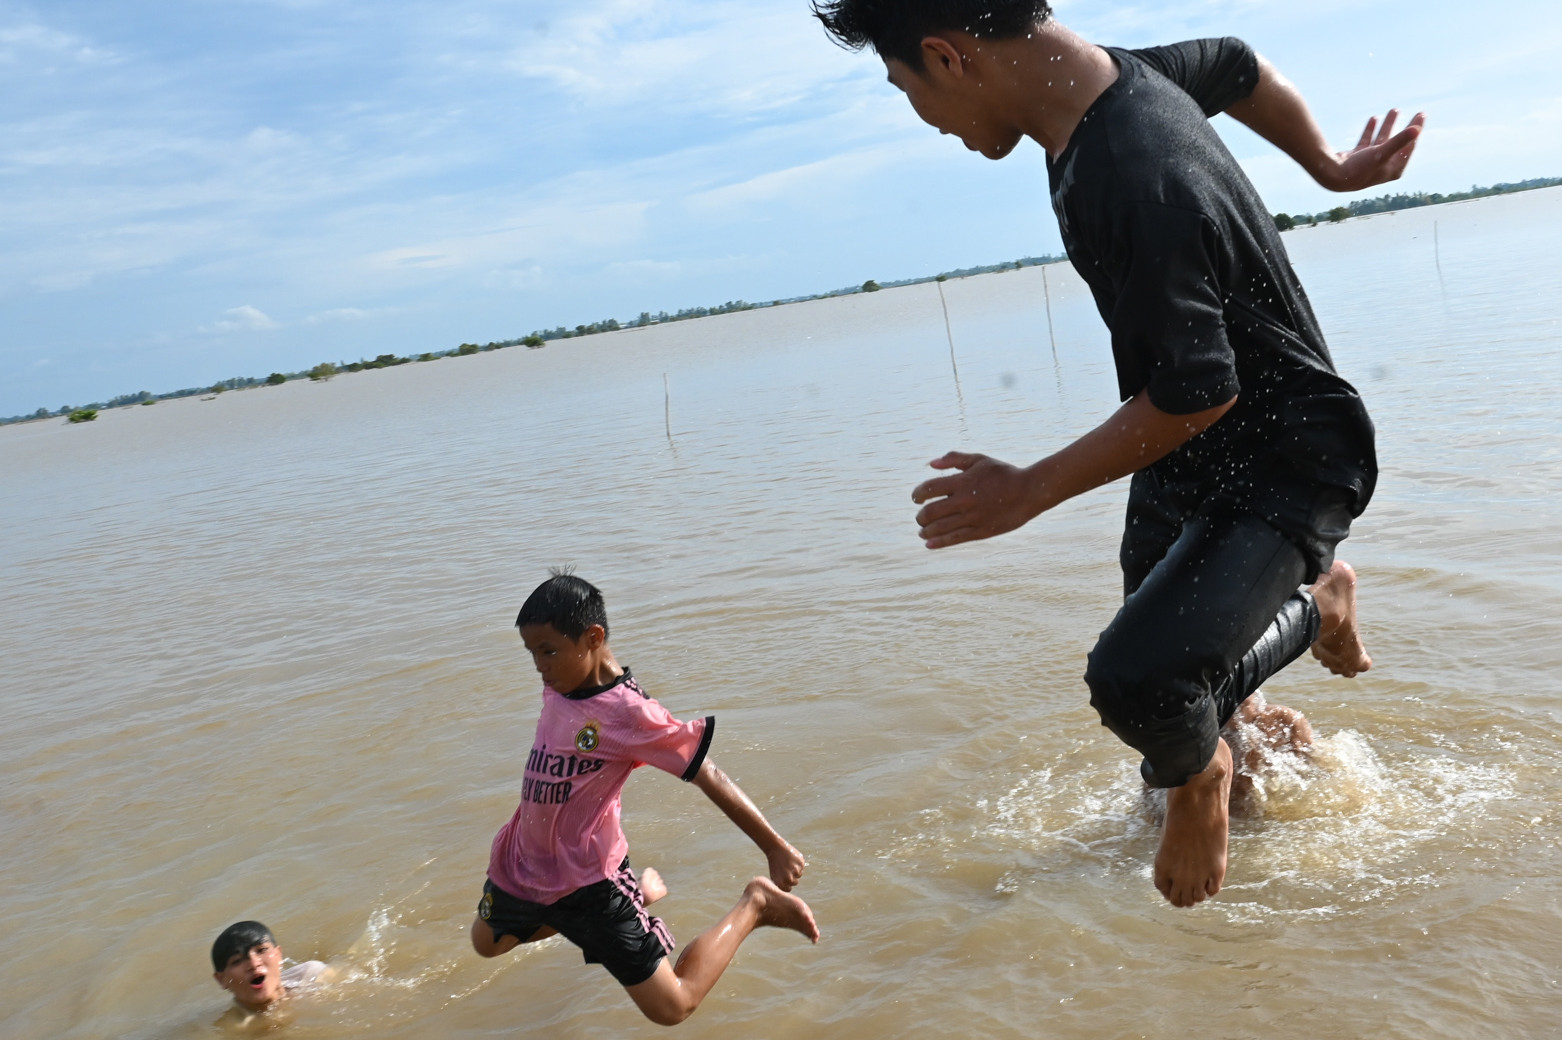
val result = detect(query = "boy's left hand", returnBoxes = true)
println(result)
[1317,109,1424,192]
[767,842,807,891]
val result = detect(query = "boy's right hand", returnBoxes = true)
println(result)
[912,452,1046,549]
[767,842,807,891]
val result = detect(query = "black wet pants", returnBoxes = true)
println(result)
[1085,468,1354,788]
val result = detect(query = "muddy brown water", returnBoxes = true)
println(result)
[4,188,1562,1039]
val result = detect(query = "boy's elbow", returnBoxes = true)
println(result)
[1204,392,1238,424]
[1179,393,1237,436]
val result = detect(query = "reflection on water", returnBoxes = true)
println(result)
[5,189,1562,1040]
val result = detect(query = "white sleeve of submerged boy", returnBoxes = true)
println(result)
[282,961,330,993]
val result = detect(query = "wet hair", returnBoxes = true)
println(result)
[515,569,609,640]
[211,921,274,972]
[811,0,1052,72]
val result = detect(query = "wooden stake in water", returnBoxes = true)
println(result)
[1042,263,1064,396]
[663,373,672,443]
[936,280,966,418]
[1042,264,1059,365]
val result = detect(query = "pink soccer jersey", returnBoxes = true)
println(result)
[488,670,713,904]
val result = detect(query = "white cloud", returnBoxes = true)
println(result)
[242,126,305,153]
[0,22,115,64]
[486,0,866,117]
[366,197,653,273]
[480,264,547,290]
[604,258,683,278]
[303,307,383,323]
[686,145,911,215]
[201,305,279,334]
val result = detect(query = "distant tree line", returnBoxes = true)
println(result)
[1274,175,1562,232]
[10,176,1558,426]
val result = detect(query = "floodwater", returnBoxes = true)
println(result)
[4,187,1562,1039]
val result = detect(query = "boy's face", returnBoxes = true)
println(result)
[885,49,1023,160]
[214,939,285,1011]
[519,623,604,694]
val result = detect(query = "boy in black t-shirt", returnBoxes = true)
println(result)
[813,1,1421,907]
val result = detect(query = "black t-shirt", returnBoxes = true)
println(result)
[1047,38,1377,512]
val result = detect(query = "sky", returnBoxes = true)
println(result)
[3,0,1560,416]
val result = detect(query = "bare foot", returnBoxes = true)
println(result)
[1155,739,1232,907]
[1309,561,1372,677]
[1228,695,1315,759]
[640,867,667,906]
[745,877,820,943]
[1223,694,1315,812]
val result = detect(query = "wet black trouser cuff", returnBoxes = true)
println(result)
[1132,590,1320,788]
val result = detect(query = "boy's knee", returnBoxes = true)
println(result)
[629,986,694,1026]
[1085,644,1219,789]
[626,959,694,1025]
[641,1003,692,1027]
[1083,640,1158,733]
[469,918,507,958]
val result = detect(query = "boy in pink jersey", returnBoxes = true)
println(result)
[471,572,819,1026]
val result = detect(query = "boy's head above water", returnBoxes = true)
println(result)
[516,571,608,641]
[515,571,621,695]
[813,0,1061,160]
[811,0,1053,71]
[211,920,284,1011]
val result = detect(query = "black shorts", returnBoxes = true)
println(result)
[478,858,673,987]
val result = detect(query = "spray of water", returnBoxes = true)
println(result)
[886,692,1516,920]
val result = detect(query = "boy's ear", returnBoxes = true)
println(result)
[582,624,606,649]
[920,36,967,79]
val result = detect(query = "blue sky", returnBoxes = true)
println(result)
[3,0,1559,415]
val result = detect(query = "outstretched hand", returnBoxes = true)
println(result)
[911,452,1043,549]
[1317,109,1424,192]
[767,842,807,892]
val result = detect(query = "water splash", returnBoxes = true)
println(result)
[268,867,536,1034]
[889,699,1517,920]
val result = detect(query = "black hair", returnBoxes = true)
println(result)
[811,0,1052,72]
[211,921,274,972]
[515,569,609,640]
